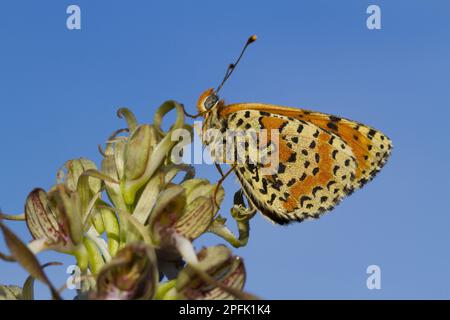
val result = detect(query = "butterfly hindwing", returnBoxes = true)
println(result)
[223,108,359,224]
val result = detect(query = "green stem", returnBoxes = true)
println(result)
[155,280,177,300]
[0,213,25,221]
[207,215,251,248]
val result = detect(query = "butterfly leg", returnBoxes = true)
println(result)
[231,189,256,221]
[212,164,237,209]
[214,163,225,177]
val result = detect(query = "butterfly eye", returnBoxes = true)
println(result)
[204,94,219,110]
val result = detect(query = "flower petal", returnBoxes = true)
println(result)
[176,245,246,300]
[95,243,158,300]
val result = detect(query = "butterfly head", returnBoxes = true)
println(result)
[197,88,220,114]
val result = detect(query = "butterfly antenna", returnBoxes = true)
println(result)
[215,35,257,94]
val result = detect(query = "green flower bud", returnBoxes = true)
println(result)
[58,158,100,194]
[83,237,105,275]
[121,100,187,207]
[90,208,105,234]
[100,207,120,256]
[101,154,127,212]
[47,185,84,246]
[121,125,157,205]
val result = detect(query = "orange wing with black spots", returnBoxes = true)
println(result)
[223,108,359,224]
[220,103,392,188]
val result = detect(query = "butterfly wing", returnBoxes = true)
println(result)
[222,108,360,224]
[221,103,393,188]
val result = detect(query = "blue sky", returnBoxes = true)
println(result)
[1,0,449,299]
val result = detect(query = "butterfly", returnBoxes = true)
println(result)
[190,35,392,225]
